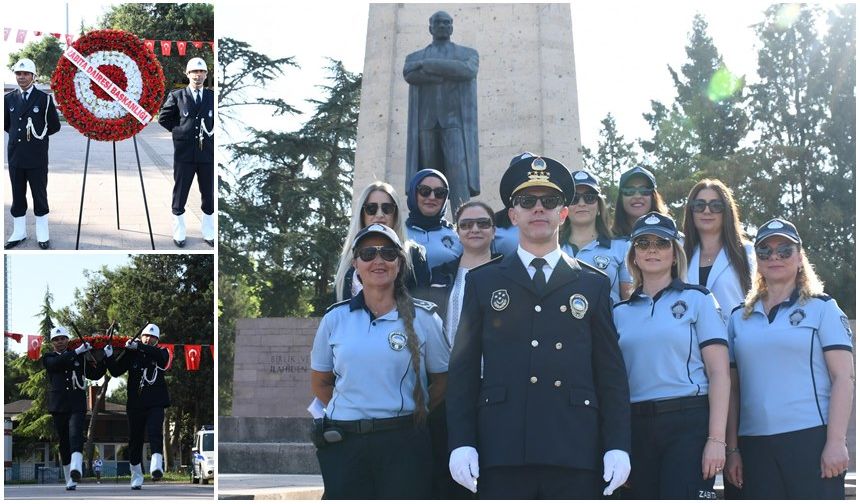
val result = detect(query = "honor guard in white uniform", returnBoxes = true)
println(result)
[4,57,61,249]
[158,57,215,248]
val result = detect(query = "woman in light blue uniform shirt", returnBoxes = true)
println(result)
[612,212,730,499]
[560,169,632,303]
[682,179,754,324]
[610,165,670,239]
[406,169,462,271]
[311,224,449,499]
[724,219,853,499]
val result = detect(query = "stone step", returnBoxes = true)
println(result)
[219,416,312,443]
[219,442,319,475]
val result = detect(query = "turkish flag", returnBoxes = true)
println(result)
[192,41,203,49]
[184,344,202,371]
[16,30,26,43]
[51,32,61,39]
[4,331,23,343]
[210,344,214,361]
[27,335,43,360]
[160,343,175,370]
[34,31,42,36]
[208,42,214,51]
[160,40,172,56]
[144,39,155,52]
[65,34,73,46]
[4,28,11,41]
[176,40,187,56]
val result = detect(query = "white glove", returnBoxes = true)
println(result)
[74,342,92,355]
[125,340,139,351]
[103,344,113,358]
[602,449,630,496]
[449,446,479,493]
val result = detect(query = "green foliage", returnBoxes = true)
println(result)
[217,275,259,416]
[580,113,640,204]
[7,36,63,84]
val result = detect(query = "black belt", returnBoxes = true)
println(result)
[327,415,414,434]
[631,395,709,416]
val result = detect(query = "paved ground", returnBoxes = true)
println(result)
[217,474,323,500]
[3,121,214,250]
[5,482,214,500]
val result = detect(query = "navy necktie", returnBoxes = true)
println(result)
[195,90,201,106]
[531,258,547,293]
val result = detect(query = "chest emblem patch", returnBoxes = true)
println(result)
[491,289,510,311]
[569,294,588,319]
[671,300,688,319]
[789,309,805,326]
[593,255,610,270]
[388,331,407,351]
[441,235,455,250]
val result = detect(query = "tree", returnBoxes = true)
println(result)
[217,275,259,416]
[580,113,639,204]
[7,36,64,84]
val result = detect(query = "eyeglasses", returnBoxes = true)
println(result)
[572,192,599,205]
[690,199,726,214]
[633,238,673,250]
[458,218,493,230]
[755,243,796,260]
[416,185,449,199]
[355,246,400,262]
[513,194,563,210]
[362,202,396,216]
[621,187,654,197]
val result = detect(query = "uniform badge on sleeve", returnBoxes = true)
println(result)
[491,289,509,311]
[569,294,588,319]
[388,332,407,351]
[671,300,688,319]
[789,309,805,326]
[840,315,853,340]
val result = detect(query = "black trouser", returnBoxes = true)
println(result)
[9,165,48,217]
[316,423,432,499]
[628,397,716,499]
[51,412,84,465]
[739,425,844,499]
[479,465,602,499]
[127,407,164,466]
[172,161,213,215]
[428,401,475,499]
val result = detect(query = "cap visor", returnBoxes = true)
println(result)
[631,226,677,241]
[755,231,800,246]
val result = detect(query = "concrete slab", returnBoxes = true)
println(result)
[217,474,323,500]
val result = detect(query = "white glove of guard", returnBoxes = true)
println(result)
[74,342,92,355]
[449,446,479,493]
[125,340,139,351]
[103,344,113,358]
[602,449,631,496]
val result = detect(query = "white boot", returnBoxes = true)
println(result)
[35,215,50,249]
[150,452,164,481]
[63,464,76,490]
[130,463,144,490]
[173,214,186,248]
[201,212,215,246]
[70,451,83,481]
[5,216,27,249]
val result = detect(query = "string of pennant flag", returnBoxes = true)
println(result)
[4,331,213,371]
[3,28,214,55]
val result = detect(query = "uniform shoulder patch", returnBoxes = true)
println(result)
[324,299,350,314]
[681,283,710,295]
[730,303,745,314]
[470,254,504,273]
[812,293,833,302]
[412,298,438,313]
[576,259,608,277]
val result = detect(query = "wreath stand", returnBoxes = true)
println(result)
[75,136,155,250]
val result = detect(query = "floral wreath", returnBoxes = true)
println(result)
[51,29,165,142]
[68,335,133,350]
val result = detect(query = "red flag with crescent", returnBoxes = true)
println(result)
[160,40,172,56]
[160,343,175,371]
[16,30,27,43]
[27,335,43,360]
[176,40,187,56]
[184,344,202,371]
[192,41,203,49]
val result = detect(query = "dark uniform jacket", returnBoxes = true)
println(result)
[107,344,171,411]
[4,88,61,169]
[447,252,631,471]
[43,350,107,413]
[423,253,504,320]
[157,87,214,164]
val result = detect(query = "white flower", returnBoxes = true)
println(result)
[73,51,144,119]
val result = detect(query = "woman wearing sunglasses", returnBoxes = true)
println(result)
[611,166,670,238]
[311,224,449,499]
[724,219,853,499]
[682,180,754,327]
[560,170,633,303]
[613,212,730,499]
[334,181,430,301]
[406,169,463,271]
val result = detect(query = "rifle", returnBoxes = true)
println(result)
[68,322,97,364]
[115,321,150,362]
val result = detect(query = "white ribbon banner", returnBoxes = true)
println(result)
[63,46,152,125]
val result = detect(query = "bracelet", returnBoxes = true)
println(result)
[706,437,727,447]
[726,447,740,455]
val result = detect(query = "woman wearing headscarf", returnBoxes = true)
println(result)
[406,169,462,271]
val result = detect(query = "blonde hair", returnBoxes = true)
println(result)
[742,246,824,319]
[626,238,688,290]
[334,181,415,301]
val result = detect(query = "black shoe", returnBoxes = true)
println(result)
[66,486,76,491]
[4,237,26,249]
[70,469,81,482]
[152,469,163,481]
[174,239,186,248]
[38,240,49,250]
[132,485,142,490]
[204,239,214,247]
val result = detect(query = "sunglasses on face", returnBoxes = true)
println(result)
[416,185,449,199]
[621,187,654,197]
[755,243,796,260]
[633,237,673,250]
[572,192,599,205]
[690,199,726,214]
[362,202,396,216]
[513,194,563,210]
[458,218,493,230]
[355,245,400,262]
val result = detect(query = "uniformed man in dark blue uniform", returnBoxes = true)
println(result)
[43,326,106,490]
[158,57,215,248]
[105,324,170,490]
[447,155,632,499]
[4,57,61,249]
